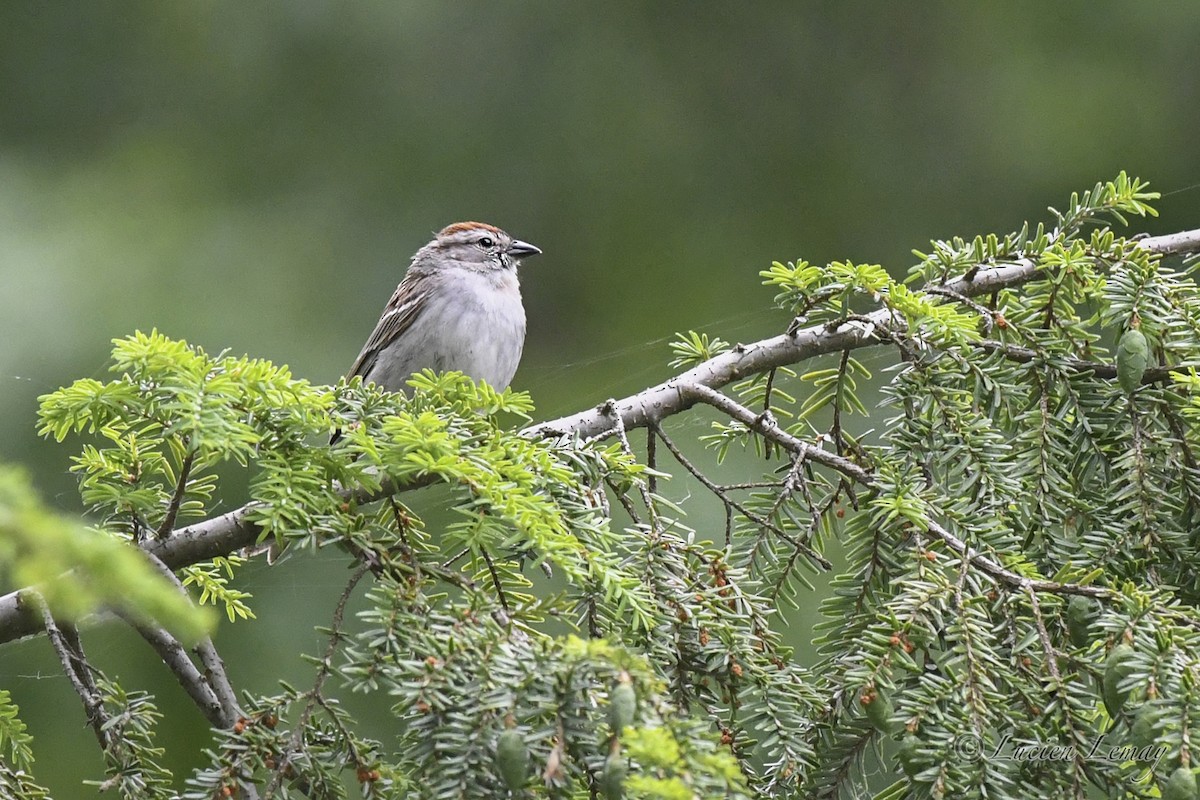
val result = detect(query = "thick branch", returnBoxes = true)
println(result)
[529,228,1198,440]
[1139,228,1200,255]
[0,476,427,643]
[1,227,1194,646]
[0,501,265,644]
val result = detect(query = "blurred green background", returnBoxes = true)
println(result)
[2,2,1199,793]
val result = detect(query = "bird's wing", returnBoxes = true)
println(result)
[346,272,431,380]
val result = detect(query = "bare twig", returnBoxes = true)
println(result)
[762,459,839,595]
[646,427,658,496]
[440,546,471,570]
[265,562,369,800]
[480,547,511,618]
[1025,585,1062,682]
[719,481,785,491]
[345,534,475,593]
[156,448,196,539]
[763,367,779,460]
[383,496,425,584]
[607,476,645,528]
[651,423,831,570]
[604,400,660,532]
[59,623,102,702]
[35,596,109,748]
[924,285,999,328]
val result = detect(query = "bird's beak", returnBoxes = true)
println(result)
[507,240,542,259]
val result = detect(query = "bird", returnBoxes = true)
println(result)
[250,222,542,563]
[346,221,541,394]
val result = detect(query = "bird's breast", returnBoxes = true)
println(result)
[416,268,526,389]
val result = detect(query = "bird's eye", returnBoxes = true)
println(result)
[478,237,494,248]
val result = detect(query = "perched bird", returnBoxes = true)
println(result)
[347,221,541,393]
[253,223,542,563]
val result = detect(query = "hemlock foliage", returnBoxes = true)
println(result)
[3,174,1200,798]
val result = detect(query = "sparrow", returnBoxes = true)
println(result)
[347,221,541,392]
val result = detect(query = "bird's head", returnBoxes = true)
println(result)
[420,221,541,272]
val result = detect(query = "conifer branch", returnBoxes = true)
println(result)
[976,340,1176,383]
[923,520,1109,599]
[530,227,1199,441]
[0,227,1195,649]
[650,422,832,570]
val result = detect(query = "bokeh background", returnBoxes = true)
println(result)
[3,2,1200,793]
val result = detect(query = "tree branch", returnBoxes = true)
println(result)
[651,422,832,570]
[34,595,110,748]
[114,607,228,728]
[143,550,242,727]
[1137,227,1200,255]
[0,476,428,644]
[2,228,1194,646]
[677,385,1111,599]
[923,519,1109,599]
[683,384,874,486]
[155,448,196,540]
[529,228,1198,440]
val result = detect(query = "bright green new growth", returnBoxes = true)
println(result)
[0,465,211,643]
